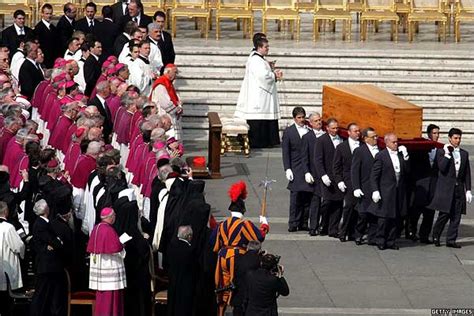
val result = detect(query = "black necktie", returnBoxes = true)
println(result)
[103,100,112,121]
[133,17,138,23]
[124,4,129,15]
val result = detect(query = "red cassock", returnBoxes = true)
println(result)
[31,80,49,109]
[129,112,142,141]
[139,152,156,195]
[3,139,24,188]
[47,96,73,131]
[41,90,57,121]
[143,164,157,198]
[0,128,15,163]
[37,83,53,117]
[107,95,121,123]
[62,124,78,155]
[64,142,81,175]
[125,134,143,172]
[131,144,150,185]
[114,110,132,145]
[71,154,96,189]
[11,155,29,189]
[49,115,73,152]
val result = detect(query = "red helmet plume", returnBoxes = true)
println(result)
[228,181,248,202]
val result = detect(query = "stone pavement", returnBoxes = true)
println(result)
[186,142,474,316]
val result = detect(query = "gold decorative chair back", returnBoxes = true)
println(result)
[174,0,208,9]
[410,0,443,11]
[299,0,317,11]
[456,0,474,12]
[142,0,165,13]
[0,0,35,25]
[264,0,298,10]
[315,0,348,11]
[217,0,251,9]
[364,0,396,11]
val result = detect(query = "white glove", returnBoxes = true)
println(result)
[372,191,381,203]
[259,216,268,225]
[354,189,364,198]
[305,173,314,184]
[337,181,346,193]
[321,174,331,187]
[467,191,472,204]
[285,169,294,181]
[398,145,409,161]
[443,143,452,158]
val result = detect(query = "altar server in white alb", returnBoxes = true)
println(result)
[235,36,283,148]
[128,40,154,97]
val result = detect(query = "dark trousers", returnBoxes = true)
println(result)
[409,206,435,240]
[309,194,321,231]
[432,185,464,243]
[320,199,343,236]
[376,217,398,247]
[0,291,12,316]
[355,212,378,243]
[288,191,311,229]
[339,194,358,239]
[30,272,68,316]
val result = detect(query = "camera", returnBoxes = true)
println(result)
[261,253,282,276]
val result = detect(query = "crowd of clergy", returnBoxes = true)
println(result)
[0,2,290,316]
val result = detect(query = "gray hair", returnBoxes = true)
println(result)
[158,164,173,182]
[150,127,165,141]
[384,132,396,143]
[0,201,8,217]
[87,141,102,155]
[177,225,193,240]
[308,112,321,120]
[247,240,262,251]
[15,128,29,141]
[33,199,49,216]
[4,116,20,127]
[147,22,161,32]
[96,81,110,93]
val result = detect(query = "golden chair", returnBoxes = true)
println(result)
[142,0,165,17]
[360,0,399,40]
[407,0,448,41]
[395,0,410,31]
[0,0,35,26]
[262,0,301,40]
[215,0,254,39]
[313,0,352,40]
[171,0,211,38]
[348,0,365,22]
[454,0,474,41]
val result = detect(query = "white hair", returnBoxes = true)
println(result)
[33,199,49,216]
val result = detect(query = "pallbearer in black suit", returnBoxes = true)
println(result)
[408,124,440,243]
[282,107,313,232]
[83,40,103,96]
[153,11,176,69]
[314,118,344,237]
[429,128,471,248]
[18,42,44,100]
[370,133,410,250]
[333,123,360,242]
[0,10,33,58]
[88,81,113,144]
[351,127,379,245]
[302,113,325,236]
[119,0,153,31]
[112,0,129,25]
[34,4,61,69]
[95,6,121,60]
[56,3,77,54]
[75,2,100,36]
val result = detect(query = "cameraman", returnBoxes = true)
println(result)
[243,253,290,316]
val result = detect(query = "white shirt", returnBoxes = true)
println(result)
[367,144,379,158]
[295,123,308,138]
[86,17,95,27]
[40,215,49,223]
[330,134,342,148]
[231,211,243,219]
[0,219,25,291]
[348,137,360,154]
[313,129,325,138]
[428,148,437,167]
[42,19,51,30]
[147,37,163,74]
[96,94,107,109]
[118,43,131,64]
[10,50,25,81]
[65,15,74,25]
[452,147,461,176]
[14,23,25,35]
[388,149,401,183]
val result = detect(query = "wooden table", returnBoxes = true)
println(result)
[322,84,422,139]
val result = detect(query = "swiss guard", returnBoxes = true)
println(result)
[212,181,270,316]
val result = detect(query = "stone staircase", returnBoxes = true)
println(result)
[175,46,474,144]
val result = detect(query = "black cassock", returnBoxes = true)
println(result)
[167,237,195,316]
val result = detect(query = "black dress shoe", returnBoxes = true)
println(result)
[339,236,347,242]
[446,242,462,249]
[433,238,441,247]
[328,234,338,239]
[288,227,297,232]
[298,225,309,231]
[387,244,399,250]
[348,236,355,241]
[355,237,364,245]
[419,238,433,244]
[319,230,328,236]
[309,229,318,236]
[377,245,386,250]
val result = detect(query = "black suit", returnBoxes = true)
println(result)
[113,32,130,57]
[333,139,358,240]
[119,13,153,31]
[1,24,33,58]
[157,31,176,68]
[83,54,101,97]
[30,217,68,316]
[314,133,344,236]
[282,125,313,230]
[111,1,128,24]
[429,148,471,243]
[370,149,410,248]
[351,143,378,242]
[34,20,61,68]
[302,130,322,231]
[75,17,100,36]
[95,19,121,59]
[56,16,76,53]
[232,250,261,316]
[88,96,113,143]
[18,58,44,100]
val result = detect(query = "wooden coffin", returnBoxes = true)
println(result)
[322,84,422,139]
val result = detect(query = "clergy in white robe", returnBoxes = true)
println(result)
[128,42,154,97]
